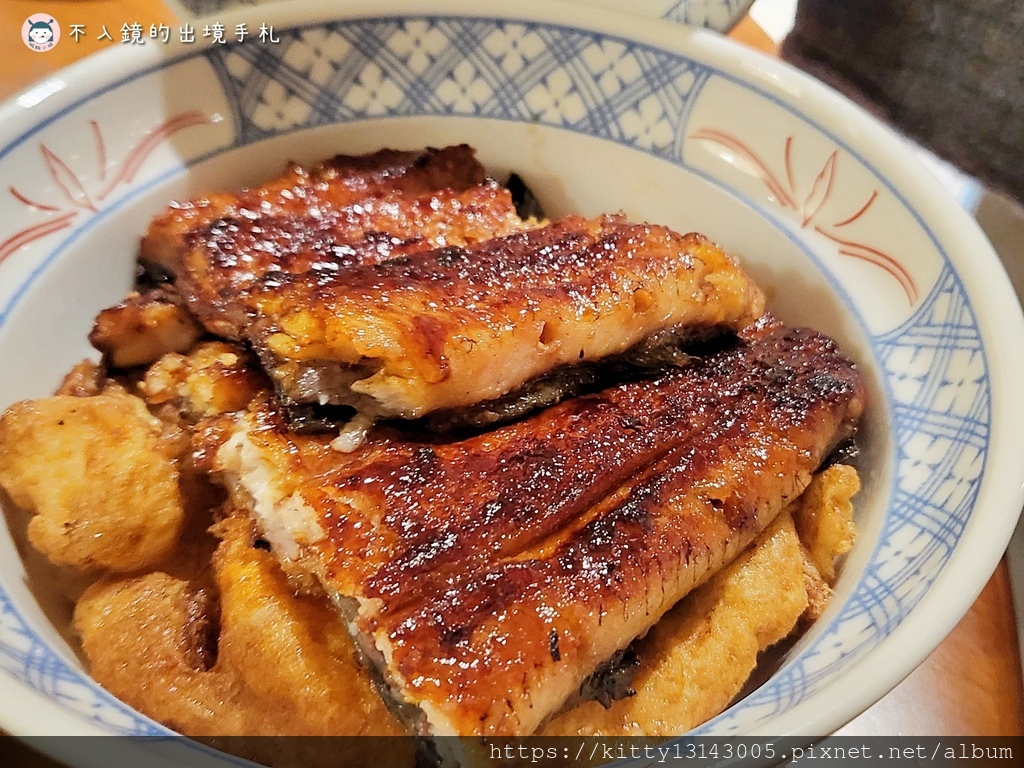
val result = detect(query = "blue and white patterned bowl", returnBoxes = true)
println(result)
[1,0,1022,755]
[168,0,755,33]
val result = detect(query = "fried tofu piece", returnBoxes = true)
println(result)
[139,342,268,422]
[75,513,409,746]
[54,360,106,398]
[542,509,808,737]
[795,464,859,622]
[75,572,243,734]
[0,394,184,572]
[212,514,408,737]
[801,555,835,623]
[794,463,859,582]
[89,291,204,370]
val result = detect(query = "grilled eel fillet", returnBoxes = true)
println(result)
[214,328,865,735]
[140,144,496,276]
[174,178,531,342]
[213,214,765,419]
[145,144,537,416]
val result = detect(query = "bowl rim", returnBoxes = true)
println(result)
[161,0,757,34]
[1,0,1023,746]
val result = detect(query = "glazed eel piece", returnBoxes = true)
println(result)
[128,144,532,414]
[173,178,531,342]
[215,328,865,735]
[140,144,498,276]
[222,214,765,420]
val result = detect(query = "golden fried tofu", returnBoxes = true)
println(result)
[75,572,244,735]
[139,342,267,422]
[89,291,204,369]
[54,360,106,398]
[75,512,409,747]
[794,463,859,582]
[801,555,834,623]
[795,464,859,622]
[212,514,408,737]
[0,394,184,572]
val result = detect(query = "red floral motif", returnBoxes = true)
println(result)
[689,128,917,304]
[0,111,210,267]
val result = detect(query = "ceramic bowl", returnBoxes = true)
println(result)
[1,0,1022,759]
[168,0,755,33]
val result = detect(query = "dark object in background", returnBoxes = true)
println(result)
[782,0,1024,204]
[506,172,546,220]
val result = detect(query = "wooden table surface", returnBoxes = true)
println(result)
[0,3,1020,760]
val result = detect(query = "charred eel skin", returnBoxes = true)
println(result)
[218,327,865,736]
[243,214,765,419]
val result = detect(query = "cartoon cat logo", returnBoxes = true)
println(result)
[22,14,61,52]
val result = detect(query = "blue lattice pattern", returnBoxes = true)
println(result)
[177,0,750,30]
[662,0,753,28]
[0,590,162,734]
[701,264,988,731]
[209,19,706,155]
